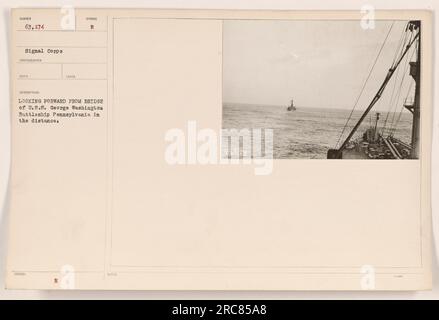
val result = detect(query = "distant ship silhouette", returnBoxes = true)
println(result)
[287,99,296,111]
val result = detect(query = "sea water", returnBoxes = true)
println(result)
[222,103,413,159]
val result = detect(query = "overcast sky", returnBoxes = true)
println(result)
[223,20,415,111]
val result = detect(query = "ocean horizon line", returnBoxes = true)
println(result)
[223,102,412,115]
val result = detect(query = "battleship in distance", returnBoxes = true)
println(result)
[287,99,296,111]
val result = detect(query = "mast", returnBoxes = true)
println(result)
[373,112,380,140]
[330,24,419,158]
[409,21,420,159]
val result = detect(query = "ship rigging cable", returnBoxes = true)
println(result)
[386,46,416,134]
[390,38,419,138]
[391,23,408,66]
[389,79,414,137]
[381,23,410,135]
[335,22,394,149]
[381,37,415,135]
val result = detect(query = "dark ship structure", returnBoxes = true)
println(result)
[287,99,296,111]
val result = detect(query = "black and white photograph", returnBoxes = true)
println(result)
[222,20,421,159]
